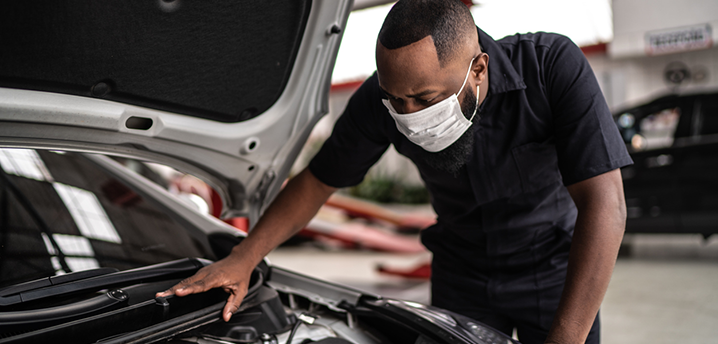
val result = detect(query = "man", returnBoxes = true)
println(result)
[158,1,631,343]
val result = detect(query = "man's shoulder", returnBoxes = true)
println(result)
[496,32,576,53]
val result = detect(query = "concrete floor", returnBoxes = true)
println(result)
[267,233,718,344]
[602,234,718,344]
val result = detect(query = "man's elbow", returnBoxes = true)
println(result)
[599,172,627,237]
[612,188,627,235]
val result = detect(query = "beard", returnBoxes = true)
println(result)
[419,87,478,175]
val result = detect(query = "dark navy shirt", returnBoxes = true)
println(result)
[309,29,632,273]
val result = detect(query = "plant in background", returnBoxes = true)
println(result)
[348,175,430,204]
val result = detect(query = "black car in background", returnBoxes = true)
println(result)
[614,91,718,237]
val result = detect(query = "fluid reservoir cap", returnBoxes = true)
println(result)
[155,296,170,307]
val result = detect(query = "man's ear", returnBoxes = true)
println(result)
[473,52,489,85]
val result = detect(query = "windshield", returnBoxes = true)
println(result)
[0,149,216,288]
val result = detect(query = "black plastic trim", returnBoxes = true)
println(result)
[95,268,268,344]
[0,290,126,325]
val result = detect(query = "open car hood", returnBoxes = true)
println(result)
[0,0,353,223]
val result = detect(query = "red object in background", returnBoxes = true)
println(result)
[377,262,431,280]
[225,217,249,233]
[203,185,249,233]
[580,42,608,56]
[325,193,436,232]
[298,219,426,253]
[209,188,223,219]
[205,180,429,254]
[206,180,430,278]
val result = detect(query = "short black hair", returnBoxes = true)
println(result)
[378,0,476,67]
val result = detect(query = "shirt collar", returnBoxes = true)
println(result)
[478,27,526,94]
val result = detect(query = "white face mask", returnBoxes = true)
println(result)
[383,58,479,152]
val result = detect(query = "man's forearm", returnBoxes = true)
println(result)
[546,169,626,343]
[230,167,338,269]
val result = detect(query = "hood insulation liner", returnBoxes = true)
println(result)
[0,1,311,123]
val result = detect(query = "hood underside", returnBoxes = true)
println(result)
[1,1,312,123]
[0,0,354,224]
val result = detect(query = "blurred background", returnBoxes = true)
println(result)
[278,1,718,343]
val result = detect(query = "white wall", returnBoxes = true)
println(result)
[589,46,718,111]
[584,0,718,111]
[611,0,718,58]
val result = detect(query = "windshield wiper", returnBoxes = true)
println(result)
[0,258,211,306]
[0,267,119,298]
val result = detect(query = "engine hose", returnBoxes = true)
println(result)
[284,319,303,344]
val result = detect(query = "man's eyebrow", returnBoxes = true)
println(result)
[379,86,438,99]
[407,89,439,98]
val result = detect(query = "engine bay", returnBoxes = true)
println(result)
[0,260,390,344]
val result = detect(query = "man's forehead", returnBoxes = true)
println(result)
[377,35,440,71]
[376,36,469,95]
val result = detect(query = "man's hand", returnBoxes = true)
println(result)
[156,251,254,322]
[156,168,337,322]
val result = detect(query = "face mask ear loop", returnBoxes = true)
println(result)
[467,85,479,123]
[456,57,475,97]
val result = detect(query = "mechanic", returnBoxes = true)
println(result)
[158,1,632,343]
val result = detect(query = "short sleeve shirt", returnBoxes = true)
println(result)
[309,29,632,271]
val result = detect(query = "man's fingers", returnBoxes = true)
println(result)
[155,273,211,298]
[173,277,210,296]
[155,281,187,298]
[223,295,237,322]
[155,290,172,298]
[222,288,247,322]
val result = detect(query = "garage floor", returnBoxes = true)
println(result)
[267,233,718,344]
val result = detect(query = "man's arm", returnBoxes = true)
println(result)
[545,168,626,344]
[156,167,337,322]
